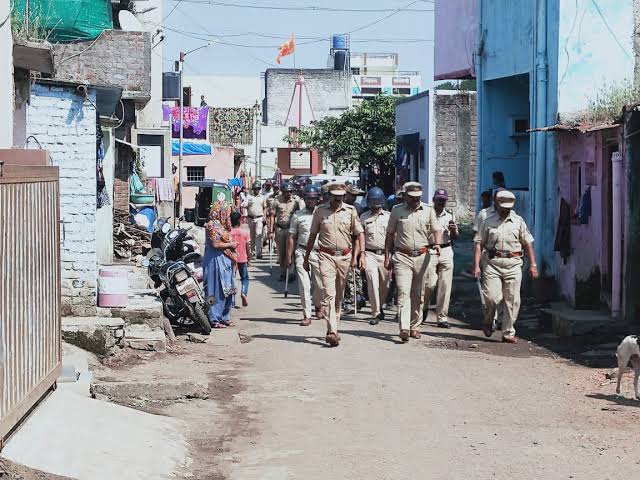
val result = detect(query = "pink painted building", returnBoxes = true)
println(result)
[553,125,624,315]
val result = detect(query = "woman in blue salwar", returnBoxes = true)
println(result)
[204,201,238,328]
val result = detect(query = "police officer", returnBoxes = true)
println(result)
[385,182,443,343]
[269,182,301,280]
[304,183,364,347]
[473,190,539,343]
[287,184,324,326]
[342,184,365,314]
[246,181,266,259]
[423,189,458,329]
[360,187,390,326]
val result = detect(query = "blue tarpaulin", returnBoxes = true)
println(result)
[172,141,212,156]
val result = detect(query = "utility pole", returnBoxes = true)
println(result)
[253,101,260,180]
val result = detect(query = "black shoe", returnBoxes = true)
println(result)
[377,311,385,321]
[437,321,451,329]
[369,317,379,325]
[279,275,285,281]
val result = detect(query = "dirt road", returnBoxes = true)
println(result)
[93,258,640,479]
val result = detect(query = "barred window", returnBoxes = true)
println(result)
[186,166,205,182]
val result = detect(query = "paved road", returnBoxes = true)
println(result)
[211,258,640,480]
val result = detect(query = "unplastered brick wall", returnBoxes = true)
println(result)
[434,93,477,221]
[52,30,151,99]
[27,83,98,316]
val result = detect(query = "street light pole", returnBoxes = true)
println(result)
[176,42,213,223]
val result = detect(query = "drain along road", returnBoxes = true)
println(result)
[191,258,640,480]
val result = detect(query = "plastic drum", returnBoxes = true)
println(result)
[97,268,129,308]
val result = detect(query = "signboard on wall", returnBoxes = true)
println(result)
[360,76,381,86]
[392,77,410,86]
[290,150,311,170]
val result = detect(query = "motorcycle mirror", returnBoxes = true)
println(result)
[161,222,171,234]
[141,258,150,267]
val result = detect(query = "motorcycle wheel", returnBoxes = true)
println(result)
[191,303,212,335]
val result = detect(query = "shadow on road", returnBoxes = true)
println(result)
[251,333,328,348]
[586,393,640,408]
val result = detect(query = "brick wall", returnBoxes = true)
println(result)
[52,30,151,100]
[434,93,477,220]
[27,83,97,316]
[114,143,133,213]
[265,69,351,126]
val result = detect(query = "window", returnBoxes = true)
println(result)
[361,87,382,95]
[393,88,411,95]
[186,166,205,182]
[351,67,360,75]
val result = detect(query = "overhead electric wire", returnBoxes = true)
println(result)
[590,0,631,59]
[343,0,427,35]
[162,0,184,22]
[167,0,432,12]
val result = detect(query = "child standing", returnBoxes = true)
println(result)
[230,211,251,306]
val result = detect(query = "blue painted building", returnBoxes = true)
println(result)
[435,0,634,279]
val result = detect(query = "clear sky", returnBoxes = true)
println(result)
[160,0,435,89]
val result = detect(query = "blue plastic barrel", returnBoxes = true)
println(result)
[332,34,348,50]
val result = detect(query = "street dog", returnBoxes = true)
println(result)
[615,335,640,400]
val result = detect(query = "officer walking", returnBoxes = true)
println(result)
[304,183,364,347]
[246,181,266,259]
[360,187,390,326]
[473,190,539,343]
[269,182,301,280]
[287,184,324,326]
[342,184,365,314]
[385,182,443,343]
[423,189,458,329]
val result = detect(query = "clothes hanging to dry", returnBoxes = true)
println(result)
[576,186,592,224]
[554,197,571,263]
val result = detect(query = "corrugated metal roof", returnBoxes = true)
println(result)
[528,123,621,133]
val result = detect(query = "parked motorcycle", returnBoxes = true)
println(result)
[146,220,211,335]
[152,217,203,282]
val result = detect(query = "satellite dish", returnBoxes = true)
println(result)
[119,10,143,32]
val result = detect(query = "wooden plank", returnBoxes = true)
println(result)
[0,366,61,444]
[0,165,59,184]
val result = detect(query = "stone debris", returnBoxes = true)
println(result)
[114,212,152,261]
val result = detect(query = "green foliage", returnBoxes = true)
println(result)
[580,79,640,124]
[435,79,476,91]
[287,95,397,174]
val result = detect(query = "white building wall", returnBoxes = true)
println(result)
[137,0,165,128]
[96,129,115,265]
[0,0,13,148]
[185,75,261,108]
[557,0,634,119]
[396,92,431,197]
[27,84,98,316]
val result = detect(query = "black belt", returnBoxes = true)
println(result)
[366,248,385,255]
[276,223,290,229]
[248,215,263,219]
[430,243,451,249]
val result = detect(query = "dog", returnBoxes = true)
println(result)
[615,335,640,400]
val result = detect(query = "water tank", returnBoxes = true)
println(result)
[162,72,181,100]
[334,51,348,71]
[332,34,348,50]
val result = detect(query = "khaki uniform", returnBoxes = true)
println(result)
[360,209,391,318]
[289,208,322,319]
[310,203,363,334]
[474,209,534,338]
[246,193,266,257]
[387,202,441,332]
[474,205,504,324]
[271,194,301,270]
[423,209,455,324]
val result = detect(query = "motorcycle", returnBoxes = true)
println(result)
[146,221,211,335]
[152,218,203,283]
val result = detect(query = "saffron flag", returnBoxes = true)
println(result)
[276,33,295,64]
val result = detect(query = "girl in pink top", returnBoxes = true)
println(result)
[230,211,251,306]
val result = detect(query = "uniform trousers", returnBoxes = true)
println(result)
[393,251,430,332]
[480,253,522,338]
[423,246,454,324]
[248,217,263,257]
[294,248,322,319]
[364,251,390,318]
[275,226,288,270]
[318,251,351,334]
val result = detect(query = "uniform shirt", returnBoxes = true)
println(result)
[289,208,318,248]
[246,194,266,217]
[473,206,495,233]
[474,209,534,252]
[429,209,455,245]
[360,209,390,251]
[310,203,363,251]
[387,202,442,251]
[271,194,301,227]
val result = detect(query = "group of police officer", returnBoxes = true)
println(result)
[243,178,538,347]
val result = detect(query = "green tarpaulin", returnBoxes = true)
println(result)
[12,0,113,42]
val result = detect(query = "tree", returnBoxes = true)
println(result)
[435,79,476,91]
[288,95,397,190]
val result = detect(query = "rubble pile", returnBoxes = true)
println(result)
[114,212,152,260]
